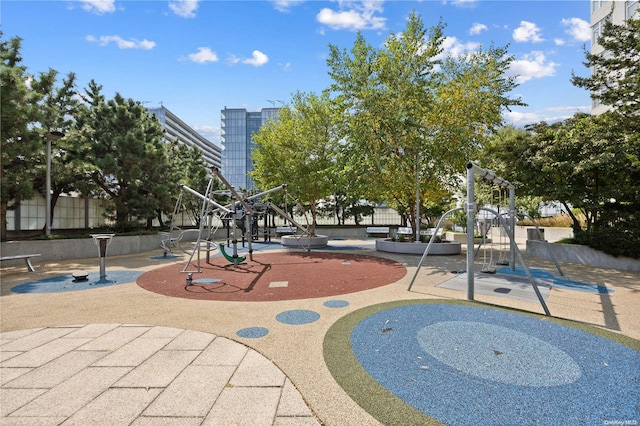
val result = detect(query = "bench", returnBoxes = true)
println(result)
[366,226,390,238]
[276,226,297,237]
[0,254,41,272]
[397,227,413,235]
[420,228,443,237]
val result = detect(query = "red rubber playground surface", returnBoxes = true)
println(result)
[137,251,407,302]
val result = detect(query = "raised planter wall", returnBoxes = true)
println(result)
[1,234,163,264]
[443,232,489,245]
[281,235,329,248]
[376,239,461,255]
[526,240,640,272]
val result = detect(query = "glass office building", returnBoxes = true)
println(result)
[221,107,280,190]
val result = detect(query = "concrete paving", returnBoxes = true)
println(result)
[1,324,317,425]
[1,239,639,425]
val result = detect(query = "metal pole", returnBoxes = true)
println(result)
[415,153,420,243]
[466,163,476,301]
[509,186,516,271]
[99,239,107,279]
[179,184,230,213]
[44,131,64,236]
[45,137,51,236]
[407,207,463,291]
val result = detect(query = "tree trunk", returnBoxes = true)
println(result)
[562,202,582,235]
[1,202,7,241]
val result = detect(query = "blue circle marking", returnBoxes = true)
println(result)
[236,327,269,338]
[417,321,581,386]
[324,300,350,308]
[350,304,640,425]
[276,310,320,325]
[149,254,180,260]
[11,271,143,294]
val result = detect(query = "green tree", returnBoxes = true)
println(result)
[0,34,50,239]
[72,81,169,231]
[33,71,83,232]
[327,11,522,232]
[167,140,216,228]
[251,91,339,235]
[570,12,640,257]
[572,14,639,132]
[485,116,640,257]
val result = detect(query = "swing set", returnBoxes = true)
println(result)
[408,162,564,316]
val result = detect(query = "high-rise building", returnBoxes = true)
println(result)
[220,107,280,190]
[148,105,222,168]
[590,0,639,115]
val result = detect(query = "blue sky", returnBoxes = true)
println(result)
[3,0,592,147]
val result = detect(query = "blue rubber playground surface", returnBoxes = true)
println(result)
[11,270,143,294]
[324,300,640,425]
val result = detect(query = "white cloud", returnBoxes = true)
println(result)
[316,1,386,31]
[503,110,541,127]
[554,38,566,46]
[187,47,219,63]
[271,0,305,13]
[79,0,116,14]
[192,124,221,145]
[86,35,155,50]
[504,105,590,127]
[227,54,241,65]
[448,0,478,8]
[508,51,558,83]
[469,23,488,35]
[513,21,544,43]
[242,50,269,67]
[438,36,481,59]
[562,17,590,42]
[169,0,200,18]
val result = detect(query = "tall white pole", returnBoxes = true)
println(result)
[44,131,64,237]
[415,153,420,242]
[466,164,476,300]
[45,137,52,236]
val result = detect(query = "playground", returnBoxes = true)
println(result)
[1,164,639,425]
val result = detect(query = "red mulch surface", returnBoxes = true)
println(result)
[137,251,407,302]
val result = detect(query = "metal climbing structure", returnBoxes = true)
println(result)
[163,167,310,274]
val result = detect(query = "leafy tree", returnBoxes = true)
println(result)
[251,91,339,235]
[485,116,640,257]
[72,81,169,232]
[572,14,639,132]
[0,33,51,240]
[327,11,522,233]
[167,140,216,228]
[32,71,83,231]
[569,12,640,257]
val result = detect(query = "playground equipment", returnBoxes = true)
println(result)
[408,162,564,316]
[90,233,115,279]
[164,167,311,274]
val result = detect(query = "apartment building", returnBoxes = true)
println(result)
[148,105,222,169]
[590,0,639,114]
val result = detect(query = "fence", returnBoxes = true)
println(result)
[6,194,403,233]
[7,194,109,232]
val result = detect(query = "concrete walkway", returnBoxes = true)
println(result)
[1,324,318,425]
